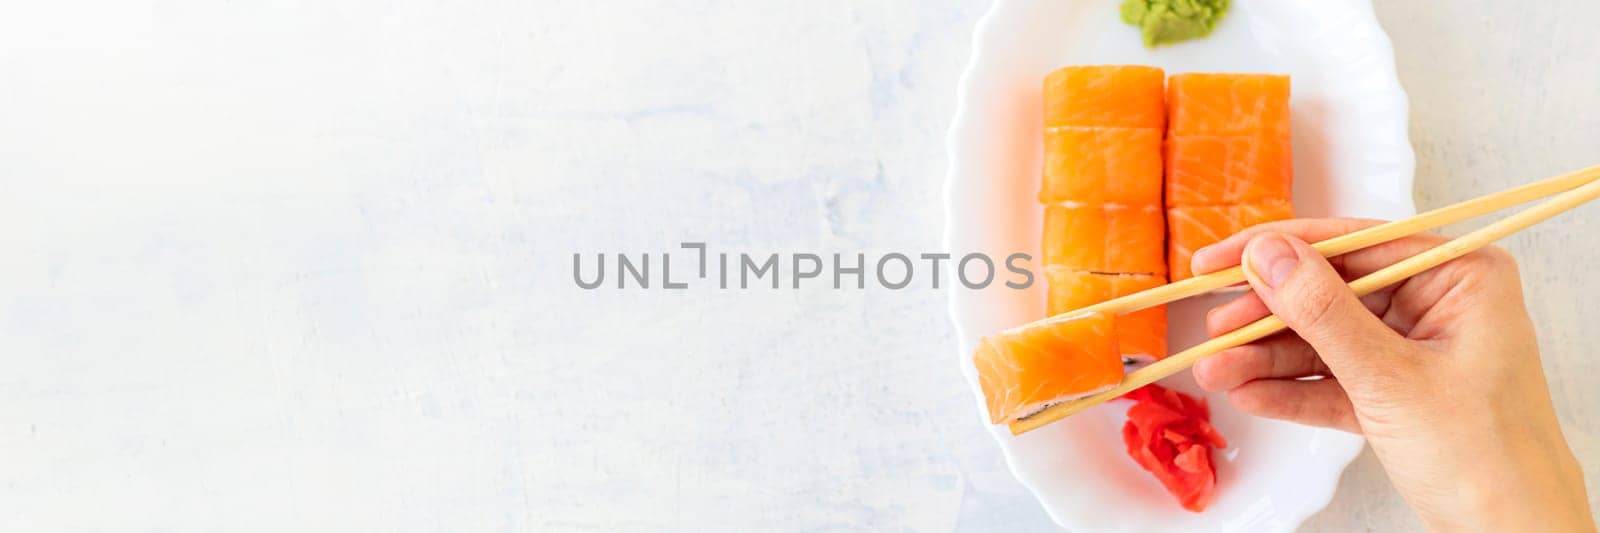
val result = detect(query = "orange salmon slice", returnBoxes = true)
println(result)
[1166,73,1291,137]
[974,311,1123,424]
[1167,200,1295,280]
[1046,269,1168,361]
[1164,134,1293,207]
[1042,204,1168,276]
[1041,126,1164,206]
[1044,65,1166,129]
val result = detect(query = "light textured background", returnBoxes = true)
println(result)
[0,1,1595,531]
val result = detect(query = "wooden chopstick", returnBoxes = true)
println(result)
[1063,164,1600,319]
[1009,166,1600,435]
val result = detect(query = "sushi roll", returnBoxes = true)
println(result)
[1041,121,1164,206]
[1168,199,1296,280]
[974,311,1124,424]
[1043,65,1166,130]
[1041,204,1168,276]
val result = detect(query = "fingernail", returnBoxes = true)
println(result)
[1189,245,1211,272]
[1247,234,1297,289]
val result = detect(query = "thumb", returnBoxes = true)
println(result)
[1241,232,1407,379]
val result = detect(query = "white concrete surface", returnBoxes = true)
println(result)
[0,1,1594,531]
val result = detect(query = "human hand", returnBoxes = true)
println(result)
[1187,218,1594,531]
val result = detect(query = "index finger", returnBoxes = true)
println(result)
[1188,217,1385,275]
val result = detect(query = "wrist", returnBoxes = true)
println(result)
[1431,438,1592,531]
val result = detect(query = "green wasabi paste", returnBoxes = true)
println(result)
[1120,0,1229,47]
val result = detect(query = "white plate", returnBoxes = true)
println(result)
[943,0,1415,531]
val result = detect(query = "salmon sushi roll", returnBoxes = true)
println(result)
[1167,200,1295,280]
[1044,65,1166,130]
[1166,73,1291,138]
[974,311,1124,424]
[1164,134,1293,207]
[1041,126,1164,206]
[1041,204,1168,276]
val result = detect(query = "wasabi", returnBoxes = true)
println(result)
[1120,0,1229,47]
